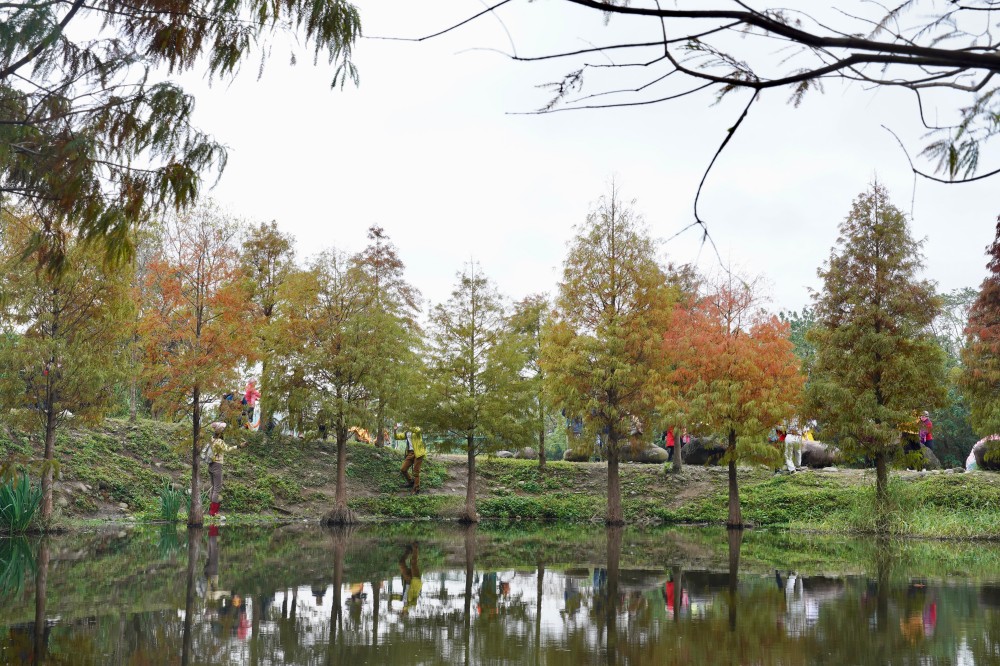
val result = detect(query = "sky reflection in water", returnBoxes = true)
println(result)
[1,525,999,664]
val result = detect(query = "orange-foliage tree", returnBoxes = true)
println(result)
[140,202,257,526]
[662,271,803,528]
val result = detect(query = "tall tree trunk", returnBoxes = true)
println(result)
[260,358,271,435]
[188,385,204,526]
[323,428,356,525]
[129,331,140,423]
[33,540,49,662]
[374,402,386,448]
[181,527,202,666]
[463,525,476,666]
[538,421,546,470]
[461,438,479,523]
[875,450,888,509]
[40,404,57,523]
[727,527,743,632]
[672,430,683,474]
[726,429,742,528]
[606,440,623,525]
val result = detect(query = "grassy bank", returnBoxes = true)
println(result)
[2,418,999,538]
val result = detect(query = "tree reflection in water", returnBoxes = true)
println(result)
[0,526,1000,664]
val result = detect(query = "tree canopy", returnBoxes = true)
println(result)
[661,270,802,527]
[0,0,360,272]
[808,182,947,508]
[424,262,532,523]
[140,201,258,525]
[542,185,674,524]
[961,218,1000,438]
[0,210,133,520]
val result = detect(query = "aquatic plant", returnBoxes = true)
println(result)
[158,483,185,522]
[0,473,43,533]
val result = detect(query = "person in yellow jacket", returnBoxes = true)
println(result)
[394,423,426,494]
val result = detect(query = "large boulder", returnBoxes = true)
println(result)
[921,446,942,470]
[680,436,727,466]
[516,447,538,460]
[800,440,840,468]
[622,445,669,464]
[563,448,591,462]
[973,438,1000,471]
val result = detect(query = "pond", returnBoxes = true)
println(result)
[1,524,1000,664]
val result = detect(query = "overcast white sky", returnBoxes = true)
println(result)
[176,0,995,314]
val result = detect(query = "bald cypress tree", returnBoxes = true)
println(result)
[807,183,946,514]
[960,218,1000,453]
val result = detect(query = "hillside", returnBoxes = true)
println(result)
[2,419,999,538]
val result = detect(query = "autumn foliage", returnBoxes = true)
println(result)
[662,272,803,527]
[962,216,1000,443]
[140,204,258,526]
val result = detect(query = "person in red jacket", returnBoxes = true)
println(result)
[663,426,676,462]
[919,412,934,450]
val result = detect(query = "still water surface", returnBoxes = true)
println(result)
[1,524,999,664]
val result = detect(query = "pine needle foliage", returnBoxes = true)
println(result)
[0,0,360,273]
[807,183,947,514]
[424,262,533,523]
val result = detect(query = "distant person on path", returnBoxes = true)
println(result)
[394,423,426,494]
[919,412,934,450]
[663,426,676,462]
[207,422,238,520]
[774,428,788,473]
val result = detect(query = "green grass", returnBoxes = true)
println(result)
[344,443,447,492]
[349,494,461,519]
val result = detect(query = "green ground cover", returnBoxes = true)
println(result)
[1,419,999,538]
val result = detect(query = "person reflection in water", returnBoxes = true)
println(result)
[664,574,689,618]
[201,525,251,641]
[398,543,422,616]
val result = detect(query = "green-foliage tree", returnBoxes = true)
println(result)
[268,250,378,525]
[1,0,360,273]
[241,220,296,432]
[509,294,550,469]
[424,262,532,523]
[542,186,674,525]
[808,183,947,511]
[351,226,423,446]
[929,287,978,467]
[140,202,258,526]
[661,270,803,528]
[961,219,1000,464]
[779,307,818,374]
[0,211,133,522]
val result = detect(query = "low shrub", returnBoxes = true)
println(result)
[158,483,185,522]
[0,473,43,533]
